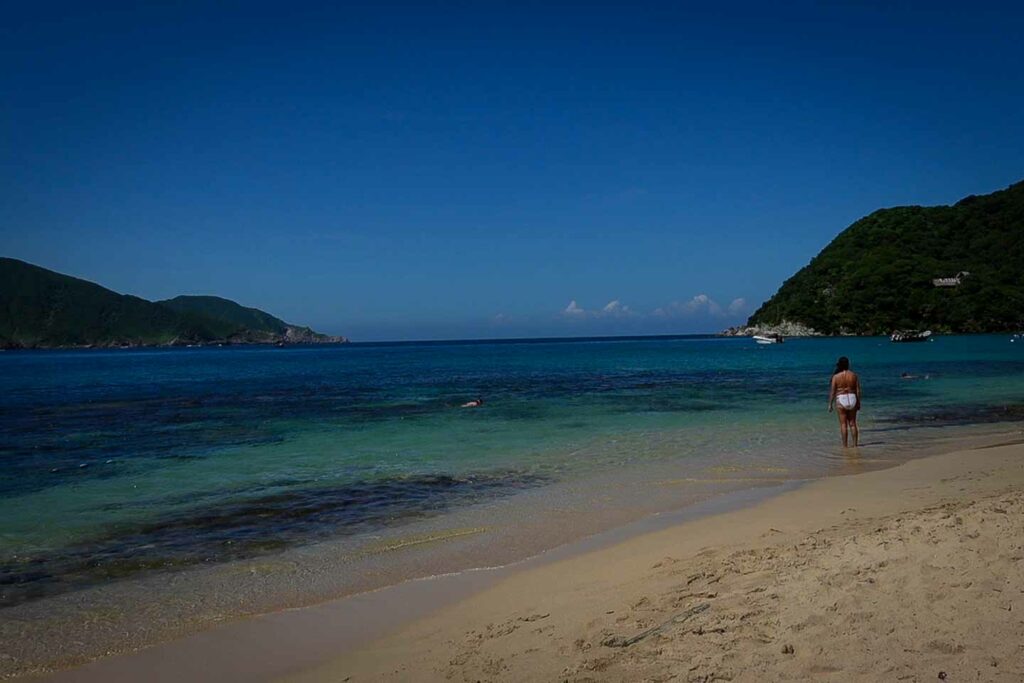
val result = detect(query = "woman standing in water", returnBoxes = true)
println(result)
[828,356,861,447]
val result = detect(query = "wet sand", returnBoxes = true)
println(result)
[284,436,1024,682]
[7,416,948,680]
[23,429,1024,682]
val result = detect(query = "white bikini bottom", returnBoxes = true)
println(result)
[836,394,858,410]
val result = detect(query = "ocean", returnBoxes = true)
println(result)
[2,334,1023,614]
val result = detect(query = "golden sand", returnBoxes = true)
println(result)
[286,439,1024,682]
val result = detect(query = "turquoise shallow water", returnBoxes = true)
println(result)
[1,334,1023,606]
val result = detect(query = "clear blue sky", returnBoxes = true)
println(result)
[2,1,1022,340]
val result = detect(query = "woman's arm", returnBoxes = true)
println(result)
[856,374,862,407]
[828,375,836,412]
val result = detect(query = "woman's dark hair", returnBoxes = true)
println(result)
[834,356,850,374]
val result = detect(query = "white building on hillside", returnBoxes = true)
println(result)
[932,271,970,287]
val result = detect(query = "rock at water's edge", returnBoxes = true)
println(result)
[721,320,823,337]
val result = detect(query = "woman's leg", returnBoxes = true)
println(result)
[848,408,859,447]
[837,408,849,447]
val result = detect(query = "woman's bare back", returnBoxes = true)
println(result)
[832,369,858,395]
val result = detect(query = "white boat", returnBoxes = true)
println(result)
[890,330,932,343]
[753,334,784,345]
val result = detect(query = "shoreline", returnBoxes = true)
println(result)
[24,424,1024,682]
[286,432,1024,682]
[32,482,808,683]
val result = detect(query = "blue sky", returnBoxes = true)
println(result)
[2,1,1022,340]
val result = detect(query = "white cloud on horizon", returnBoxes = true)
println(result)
[562,298,639,320]
[727,297,747,314]
[560,294,748,325]
[654,293,723,318]
[601,299,634,317]
[563,300,586,316]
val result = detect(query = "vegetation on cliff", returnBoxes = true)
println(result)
[747,180,1024,334]
[0,258,345,348]
[158,295,290,334]
[159,295,341,345]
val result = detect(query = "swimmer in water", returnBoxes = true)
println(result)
[902,372,931,380]
[461,397,484,408]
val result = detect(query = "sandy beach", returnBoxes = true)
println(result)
[281,436,1024,683]
[18,431,1024,682]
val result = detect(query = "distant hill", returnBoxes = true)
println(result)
[743,180,1024,335]
[0,258,347,349]
[159,295,289,334]
[158,295,341,345]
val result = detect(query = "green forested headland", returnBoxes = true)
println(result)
[0,258,345,348]
[747,180,1024,334]
[158,296,290,334]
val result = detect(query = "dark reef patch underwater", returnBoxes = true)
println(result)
[0,469,544,607]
